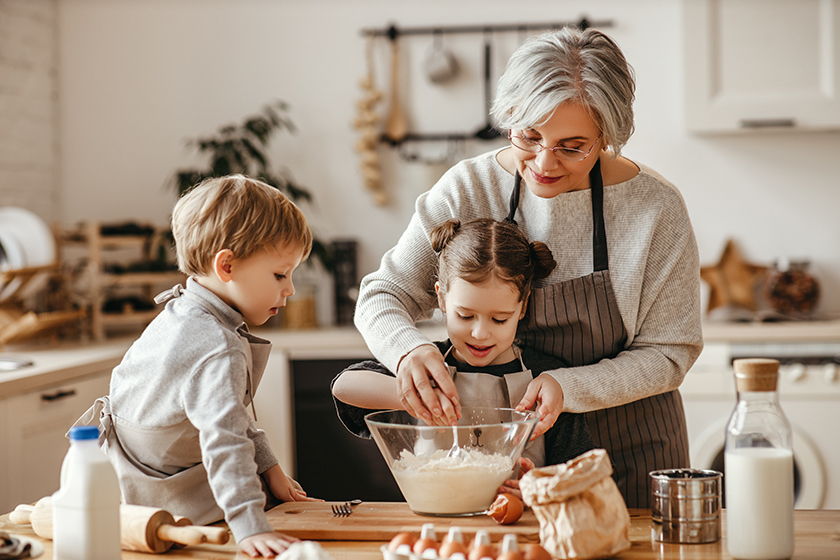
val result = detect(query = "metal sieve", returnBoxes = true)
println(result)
[650,468,722,544]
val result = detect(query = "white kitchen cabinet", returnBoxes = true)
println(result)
[0,371,110,513]
[683,0,840,132]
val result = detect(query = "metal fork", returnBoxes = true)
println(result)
[330,499,362,517]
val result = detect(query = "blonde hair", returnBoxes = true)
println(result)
[172,174,312,276]
[430,219,556,303]
[491,27,636,155]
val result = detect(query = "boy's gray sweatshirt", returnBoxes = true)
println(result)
[107,277,276,541]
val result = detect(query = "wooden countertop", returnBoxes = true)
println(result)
[1,508,838,559]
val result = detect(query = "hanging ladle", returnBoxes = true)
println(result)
[474,32,501,140]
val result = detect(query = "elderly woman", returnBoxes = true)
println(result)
[354,27,702,508]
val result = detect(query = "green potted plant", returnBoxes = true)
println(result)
[170,101,332,270]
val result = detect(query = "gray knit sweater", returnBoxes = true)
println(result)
[354,149,703,413]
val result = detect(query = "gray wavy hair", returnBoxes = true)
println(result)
[490,27,636,155]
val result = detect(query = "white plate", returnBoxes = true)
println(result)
[0,207,56,299]
[0,227,27,302]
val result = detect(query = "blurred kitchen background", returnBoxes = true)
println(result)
[2,0,839,513]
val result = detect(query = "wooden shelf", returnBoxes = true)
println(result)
[64,233,150,248]
[70,221,180,340]
[103,272,184,286]
[100,309,161,325]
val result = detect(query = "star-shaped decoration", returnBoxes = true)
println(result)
[700,239,768,312]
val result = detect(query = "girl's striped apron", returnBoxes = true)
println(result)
[507,160,689,507]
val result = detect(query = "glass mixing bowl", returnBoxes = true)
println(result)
[365,407,537,516]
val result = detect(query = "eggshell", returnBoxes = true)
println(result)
[413,538,439,556]
[469,544,497,560]
[439,540,468,559]
[487,493,525,525]
[522,543,552,560]
[498,551,524,560]
[388,532,417,553]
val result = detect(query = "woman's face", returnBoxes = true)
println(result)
[509,101,603,198]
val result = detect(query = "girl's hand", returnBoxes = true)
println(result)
[396,344,461,424]
[497,457,536,499]
[516,374,565,439]
[239,531,297,558]
[265,464,321,503]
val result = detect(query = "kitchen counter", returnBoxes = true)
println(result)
[0,325,448,397]
[3,319,839,395]
[702,319,840,343]
[1,507,838,559]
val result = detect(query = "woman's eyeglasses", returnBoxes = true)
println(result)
[508,131,601,162]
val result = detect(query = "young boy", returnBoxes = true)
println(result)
[75,175,316,558]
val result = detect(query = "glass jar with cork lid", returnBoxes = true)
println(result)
[725,358,794,559]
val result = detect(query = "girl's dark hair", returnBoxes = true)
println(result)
[429,218,556,301]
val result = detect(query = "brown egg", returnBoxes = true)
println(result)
[521,543,552,560]
[414,538,439,557]
[439,540,468,559]
[498,552,524,560]
[469,544,497,560]
[388,532,417,554]
[487,493,525,525]
[469,531,497,560]
[439,527,467,559]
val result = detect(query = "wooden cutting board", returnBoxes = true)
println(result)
[266,502,540,542]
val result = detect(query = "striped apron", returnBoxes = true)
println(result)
[508,160,690,508]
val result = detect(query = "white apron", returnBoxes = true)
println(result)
[73,328,271,524]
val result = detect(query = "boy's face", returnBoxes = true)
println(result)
[436,275,526,368]
[226,242,306,326]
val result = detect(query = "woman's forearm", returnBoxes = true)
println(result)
[331,370,403,410]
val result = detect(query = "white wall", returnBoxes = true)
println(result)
[56,0,840,315]
[0,0,58,221]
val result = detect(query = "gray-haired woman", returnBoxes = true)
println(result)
[354,27,702,508]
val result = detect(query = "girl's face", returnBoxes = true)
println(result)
[509,100,603,198]
[436,275,526,367]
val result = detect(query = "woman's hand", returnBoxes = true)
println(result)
[239,531,297,558]
[396,344,461,424]
[516,374,565,439]
[265,464,321,503]
[497,457,536,499]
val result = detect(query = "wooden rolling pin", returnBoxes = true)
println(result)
[10,497,230,553]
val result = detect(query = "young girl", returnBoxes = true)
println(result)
[332,218,593,474]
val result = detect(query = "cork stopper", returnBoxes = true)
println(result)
[733,358,779,392]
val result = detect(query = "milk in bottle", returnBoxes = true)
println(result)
[725,358,793,559]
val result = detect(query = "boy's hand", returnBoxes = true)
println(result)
[515,374,565,439]
[497,457,536,500]
[239,531,297,558]
[264,464,321,503]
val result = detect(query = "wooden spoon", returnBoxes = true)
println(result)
[384,38,409,142]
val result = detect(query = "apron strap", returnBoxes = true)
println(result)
[505,171,522,224]
[506,161,609,272]
[590,159,608,272]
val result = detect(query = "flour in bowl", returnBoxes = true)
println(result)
[391,448,514,514]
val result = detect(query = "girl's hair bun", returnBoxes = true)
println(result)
[429,219,461,253]
[529,241,557,280]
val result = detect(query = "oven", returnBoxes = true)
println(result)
[681,339,840,509]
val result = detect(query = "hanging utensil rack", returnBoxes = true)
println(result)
[361,16,614,145]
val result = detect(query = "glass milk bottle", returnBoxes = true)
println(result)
[52,425,121,560]
[725,358,794,559]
